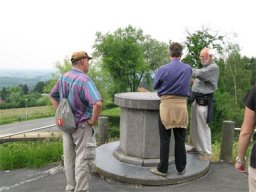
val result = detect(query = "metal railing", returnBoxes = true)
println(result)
[235,127,256,132]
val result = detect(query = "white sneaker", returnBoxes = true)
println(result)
[150,167,167,177]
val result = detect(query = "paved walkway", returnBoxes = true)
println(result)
[0,162,248,192]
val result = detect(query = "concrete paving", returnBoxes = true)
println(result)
[0,162,248,192]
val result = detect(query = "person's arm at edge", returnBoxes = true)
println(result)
[235,107,255,173]
[87,101,103,126]
[50,96,59,109]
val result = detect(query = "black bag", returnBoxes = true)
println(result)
[196,96,208,106]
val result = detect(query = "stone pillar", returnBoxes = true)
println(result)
[220,120,235,163]
[98,116,108,145]
[113,92,174,166]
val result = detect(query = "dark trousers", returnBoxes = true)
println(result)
[157,117,187,173]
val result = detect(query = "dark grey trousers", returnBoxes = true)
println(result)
[157,117,187,173]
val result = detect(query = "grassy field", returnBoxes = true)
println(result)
[0,105,55,125]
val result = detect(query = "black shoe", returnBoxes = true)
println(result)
[178,168,186,175]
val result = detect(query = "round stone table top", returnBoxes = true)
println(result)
[114,92,160,110]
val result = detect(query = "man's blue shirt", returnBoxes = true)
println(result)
[154,58,192,97]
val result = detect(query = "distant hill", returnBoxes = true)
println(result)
[0,69,54,89]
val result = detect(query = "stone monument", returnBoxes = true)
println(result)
[96,92,210,185]
[113,92,174,166]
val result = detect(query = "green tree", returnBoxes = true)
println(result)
[217,43,252,126]
[244,57,256,86]
[88,61,114,105]
[44,79,57,94]
[182,26,225,67]
[19,84,29,95]
[8,86,23,106]
[94,25,168,92]
[34,82,45,93]
[0,87,8,101]
[142,35,169,90]
[26,92,42,107]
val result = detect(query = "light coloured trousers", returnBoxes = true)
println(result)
[190,101,212,154]
[249,166,256,192]
[63,122,96,192]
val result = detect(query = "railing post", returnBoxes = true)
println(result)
[219,120,235,163]
[98,116,108,145]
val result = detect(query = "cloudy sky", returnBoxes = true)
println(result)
[0,0,255,70]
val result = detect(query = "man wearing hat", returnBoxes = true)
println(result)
[50,51,102,192]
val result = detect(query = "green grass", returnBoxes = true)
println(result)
[0,140,62,170]
[211,140,253,163]
[100,107,120,138]
[101,107,120,116]
[0,106,55,125]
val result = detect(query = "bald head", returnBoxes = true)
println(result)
[201,48,210,54]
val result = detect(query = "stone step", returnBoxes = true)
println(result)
[96,141,210,186]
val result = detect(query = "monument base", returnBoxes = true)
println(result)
[113,146,174,166]
[96,141,210,186]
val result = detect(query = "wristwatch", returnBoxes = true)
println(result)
[236,156,246,164]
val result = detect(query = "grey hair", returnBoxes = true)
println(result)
[208,49,216,59]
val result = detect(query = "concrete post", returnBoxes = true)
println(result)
[219,120,235,163]
[98,116,108,145]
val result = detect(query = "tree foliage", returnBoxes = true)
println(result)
[93,25,168,92]
[182,26,225,67]
[34,82,45,93]
[0,87,8,101]
[0,85,50,109]
[214,43,252,128]
[19,84,29,95]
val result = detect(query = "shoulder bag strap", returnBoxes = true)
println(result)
[60,75,79,99]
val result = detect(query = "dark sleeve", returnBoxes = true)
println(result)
[153,68,162,90]
[245,86,256,111]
